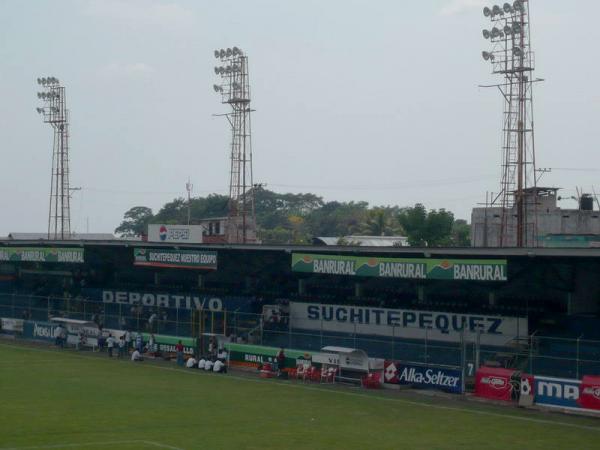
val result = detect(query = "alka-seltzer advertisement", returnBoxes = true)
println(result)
[291,253,507,282]
[133,248,217,270]
[0,247,84,264]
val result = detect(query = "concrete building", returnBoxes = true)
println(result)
[471,188,600,247]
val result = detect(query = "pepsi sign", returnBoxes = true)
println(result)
[148,225,204,244]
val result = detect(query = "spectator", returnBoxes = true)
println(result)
[186,357,197,369]
[148,333,156,355]
[217,348,228,360]
[148,312,157,332]
[204,358,214,371]
[277,348,286,373]
[175,340,184,366]
[198,356,207,370]
[208,338,216,358]
[124,330,131,349]
[135,332,143,353]
[77,330,86,351]
[118,336,125,358]
[97,332,106,352]
[54,324,65,348]
[213,359,227,374]
[106,333,115,357]
[131,349,143,362]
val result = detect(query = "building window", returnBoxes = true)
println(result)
[209,223,214,235]
[215,221,221,235]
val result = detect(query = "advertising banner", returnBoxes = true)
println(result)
[23,320,58,342]
[83,288,253,313]
[475,367,515,401]
[534,376,582,410]
[133,248,217,270]
[148,224,204,244]
[291,253,507,282]
[225,343,309,370]
[0,247,84,264]
[384,361,463,393]
[290,302,527,345]
[142,333,196,355]
[579,376,600,411]
[1,318,24,333]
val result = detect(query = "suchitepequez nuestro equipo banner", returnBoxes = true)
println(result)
[289,302,527,345]
[0,247,84,264]
[384,361,463,394]
[291,253,507,282]
[82,288,254,313]
[133,248,217,270]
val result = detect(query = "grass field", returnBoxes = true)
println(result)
[1,341,599,450]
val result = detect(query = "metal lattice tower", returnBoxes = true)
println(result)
[213,47,258,244]
[481,1,541,247]
[36,77,71,240]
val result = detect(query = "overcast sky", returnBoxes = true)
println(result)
[1,0,599,236]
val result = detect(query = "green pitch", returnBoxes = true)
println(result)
[1,342,599,450]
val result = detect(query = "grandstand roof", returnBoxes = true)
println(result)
[6,232,116,241]
[3,238,600,258]
[313,235,409,247]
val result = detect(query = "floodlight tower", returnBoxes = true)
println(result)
[481,1,540,247]
[213,47,258,244]
[36,76,71,240]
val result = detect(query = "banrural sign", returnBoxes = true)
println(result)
[225,343,309,370]
[0,247,84,264]
[133,248,217,270]
[290,302,527,345]
[291,253,507,282]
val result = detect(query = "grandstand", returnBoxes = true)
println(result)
[1,239,599,380]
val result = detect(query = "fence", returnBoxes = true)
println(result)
[1,293,599,379]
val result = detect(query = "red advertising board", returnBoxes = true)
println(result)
[578,375,600,411]
[475,367,514,401]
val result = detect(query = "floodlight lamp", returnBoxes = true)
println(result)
[36,78,42,85]
[483,6,491,17]
[41,78,47,85]
[214,50,220,58]
[233,46,240,55]
[503,3,513,13]
[513,46,523,56]
[482,29,491,39]
[491,27,500,38]
[482,51,491,61]
[492,5,502,15]
[498,30,505,39]
[513,0,522,11]
[220,49,226,58]
[226,48,233,57]
[504,25,512,34]
[489,54,495,61]
[213,84,220,92]
[36,107,43,113]
[512,23,522,34]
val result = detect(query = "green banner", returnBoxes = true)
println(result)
[141,333,196,355]
[225,343,310,369]
[0,247,84,264]
[291,253,507,281]
[133,248,217,270]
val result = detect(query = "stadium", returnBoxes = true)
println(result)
[1,238,600,448]
[3,0,600,449]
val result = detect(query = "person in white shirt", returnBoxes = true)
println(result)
[186,357,197,368]
[213,359,226,374]
[198,357,206,370]
[106,334,116,357]
[131,349,143,361]
[204,358,214,371]
[54,325,65,348]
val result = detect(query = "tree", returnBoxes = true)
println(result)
[114,206,153,237]
[397,204,454,247]
[359,207,403,236]
[452,219,471,247]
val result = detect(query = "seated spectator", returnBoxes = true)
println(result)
[217,348,228,360]
[186,357,198,368]
[131,349,143,362]
[204,358,214,371]
[213,359,227,374]
[198,356,207,370]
